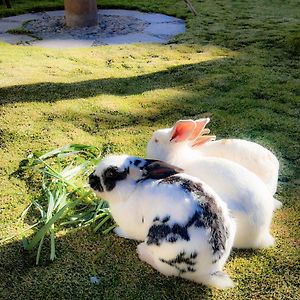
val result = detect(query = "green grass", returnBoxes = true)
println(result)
[0,0,299,299]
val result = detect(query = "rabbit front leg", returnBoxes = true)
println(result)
[274,198,283,210]
[114,226,145,241]
[114,226,132,239]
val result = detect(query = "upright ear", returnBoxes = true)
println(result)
[142,159,184,180]
[170,120,196,142]
[191,135,216,147]
[188,118,210,140]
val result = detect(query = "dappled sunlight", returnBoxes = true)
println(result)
[0,58,234,103]
[0,43,235,88]
[47,88,195,119]
[0,88,199,162]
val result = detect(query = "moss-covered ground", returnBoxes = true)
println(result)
[0,1,299,299]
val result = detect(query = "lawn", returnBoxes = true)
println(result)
[0,0,299,299]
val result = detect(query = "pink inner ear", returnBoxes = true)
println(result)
[191,135,216,147]
[188,118,210,140]
[170,120,196,142]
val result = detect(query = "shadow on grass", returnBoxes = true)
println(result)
[43,93,212,135]
[1,221,298,300]
[0,228,213,300]
[0,58,231,104]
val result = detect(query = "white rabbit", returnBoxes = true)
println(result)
[147,119,280,197]
[147,118,281,206]
[147,126,278,249]
[89,155,236,289]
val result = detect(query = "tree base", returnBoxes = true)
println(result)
[64,0,98,28]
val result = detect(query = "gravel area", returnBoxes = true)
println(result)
[0,9,185,47]
[23,13,150,44]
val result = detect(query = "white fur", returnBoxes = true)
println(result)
[91,155,236,289]
[193,139,279,196]
[148,127,280,196]
[147,134,277,249]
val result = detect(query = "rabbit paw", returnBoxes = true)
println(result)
[190,271,234,289]
[208,271,235,289]
[258,234,275,249]
[274,199,282,210]
[114,227,131,239]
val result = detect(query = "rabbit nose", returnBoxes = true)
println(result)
[88,173,104,192]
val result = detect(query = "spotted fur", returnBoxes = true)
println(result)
[147,217,190,246]
[155,176,228,260]
[160,251,198,274]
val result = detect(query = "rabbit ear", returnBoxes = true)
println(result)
[202,128,210,135]
[191,135,216,147]
[170,120,196,142]
[188,118,210,140]
[142,160,183,180]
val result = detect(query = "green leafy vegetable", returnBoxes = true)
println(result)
[18,144,115,265]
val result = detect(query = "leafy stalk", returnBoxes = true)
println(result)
[25,203,72,251]
[16,144,115,264]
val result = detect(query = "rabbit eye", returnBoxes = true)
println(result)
[154,138,159,143]
[107,171,114,177]
[104,167,118,178]
[103,166,128,191]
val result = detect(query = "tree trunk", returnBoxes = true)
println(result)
[64,0,98,28]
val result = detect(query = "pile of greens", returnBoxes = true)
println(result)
[16,144,115,265]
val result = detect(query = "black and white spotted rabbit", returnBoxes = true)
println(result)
[89,155,236,289]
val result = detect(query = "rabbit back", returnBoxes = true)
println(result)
[195,139,279,195]
[179,157,275,248]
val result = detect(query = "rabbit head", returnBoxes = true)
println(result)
[89,154,183,202]
[147,118,215,161]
